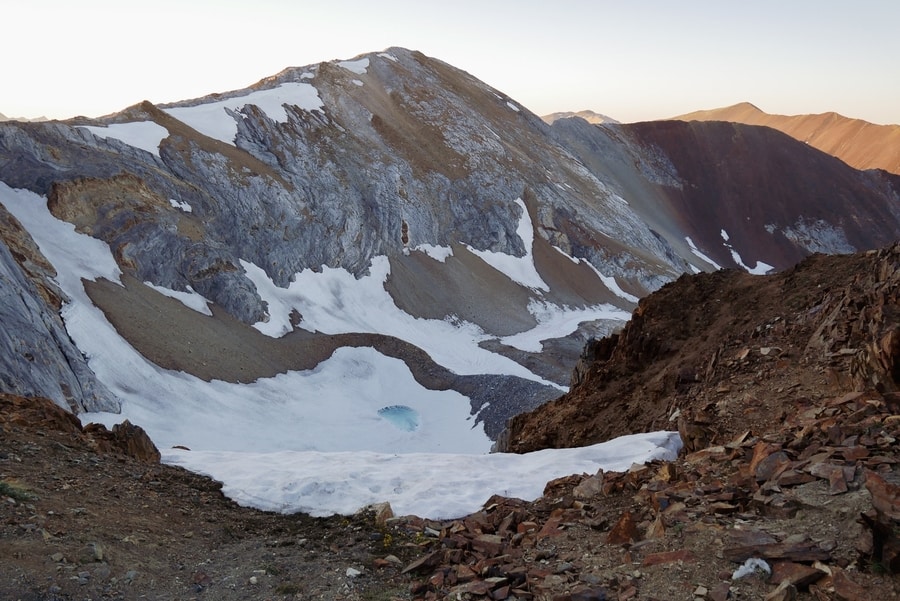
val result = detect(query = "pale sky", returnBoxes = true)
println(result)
[3,0,899,125]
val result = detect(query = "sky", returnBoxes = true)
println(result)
[4,0,899,125]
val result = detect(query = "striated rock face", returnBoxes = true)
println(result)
[0,47,899,423]
[0,205,119,413]
[500,243,900,453]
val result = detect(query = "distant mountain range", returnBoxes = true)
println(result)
[0,111,47,122]
[673,101,900,175]
[1,48,898,461]
[541,110,619,125]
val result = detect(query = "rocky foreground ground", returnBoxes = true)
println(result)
[2,245,899,600]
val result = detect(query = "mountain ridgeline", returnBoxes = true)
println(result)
[1,47,899,438]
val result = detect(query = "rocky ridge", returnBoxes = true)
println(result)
[674,102,900,175]
[501,243,900,453]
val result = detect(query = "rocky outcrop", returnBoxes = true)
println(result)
[500,243,900,453]
[0,393,158,463]
[392,384,899,600]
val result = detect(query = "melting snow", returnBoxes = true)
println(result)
[377,52,399,62]
[506,101,520,112]
[79,121,169,157]
[163,82,323,145]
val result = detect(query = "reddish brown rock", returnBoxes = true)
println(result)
[640,549,696,567]
[831,567,869,601]
[864,470,900,521]
[606,511,640,545]
[769,561,826,588]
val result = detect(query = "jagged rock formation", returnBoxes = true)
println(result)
[0,204,118,413]
[500,243,900,453]
[674,101,900,175]
[0,48,899,431]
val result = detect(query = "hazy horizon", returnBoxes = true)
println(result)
[4,0,899,126]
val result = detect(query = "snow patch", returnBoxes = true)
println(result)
[414,244,454,263]
[143,282,212,316]
[500,300,630,353]
[168,198,192,213]
[164,82,323,145]
[465,198,549,291]
[337,58,369,75]
[506,101,520,112]
[551,246,639,303]
[685,236,722,270]
[239,256,563,389]
[719,229,774,275]
[79,121,169,157]
[378,52,399,62]
[164,431,682,518]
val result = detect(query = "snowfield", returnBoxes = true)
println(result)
[0,182,681,519]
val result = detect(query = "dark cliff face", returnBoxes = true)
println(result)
[0,47,899,424]
[499,243,900,453]
[622,120,900,269]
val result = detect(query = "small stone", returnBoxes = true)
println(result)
[346,567,363,578]
[50,552,64,562]
[249,575,258,585]
[693,584,708,597]
[709,582,730,601]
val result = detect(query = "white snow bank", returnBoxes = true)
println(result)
[79,121,169,157]
[466,198,548,291]
[500,300,630,353]
[164,430,682,518]
[337,58,369,75]
[164,82,323,145]
[413,244,454,263]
